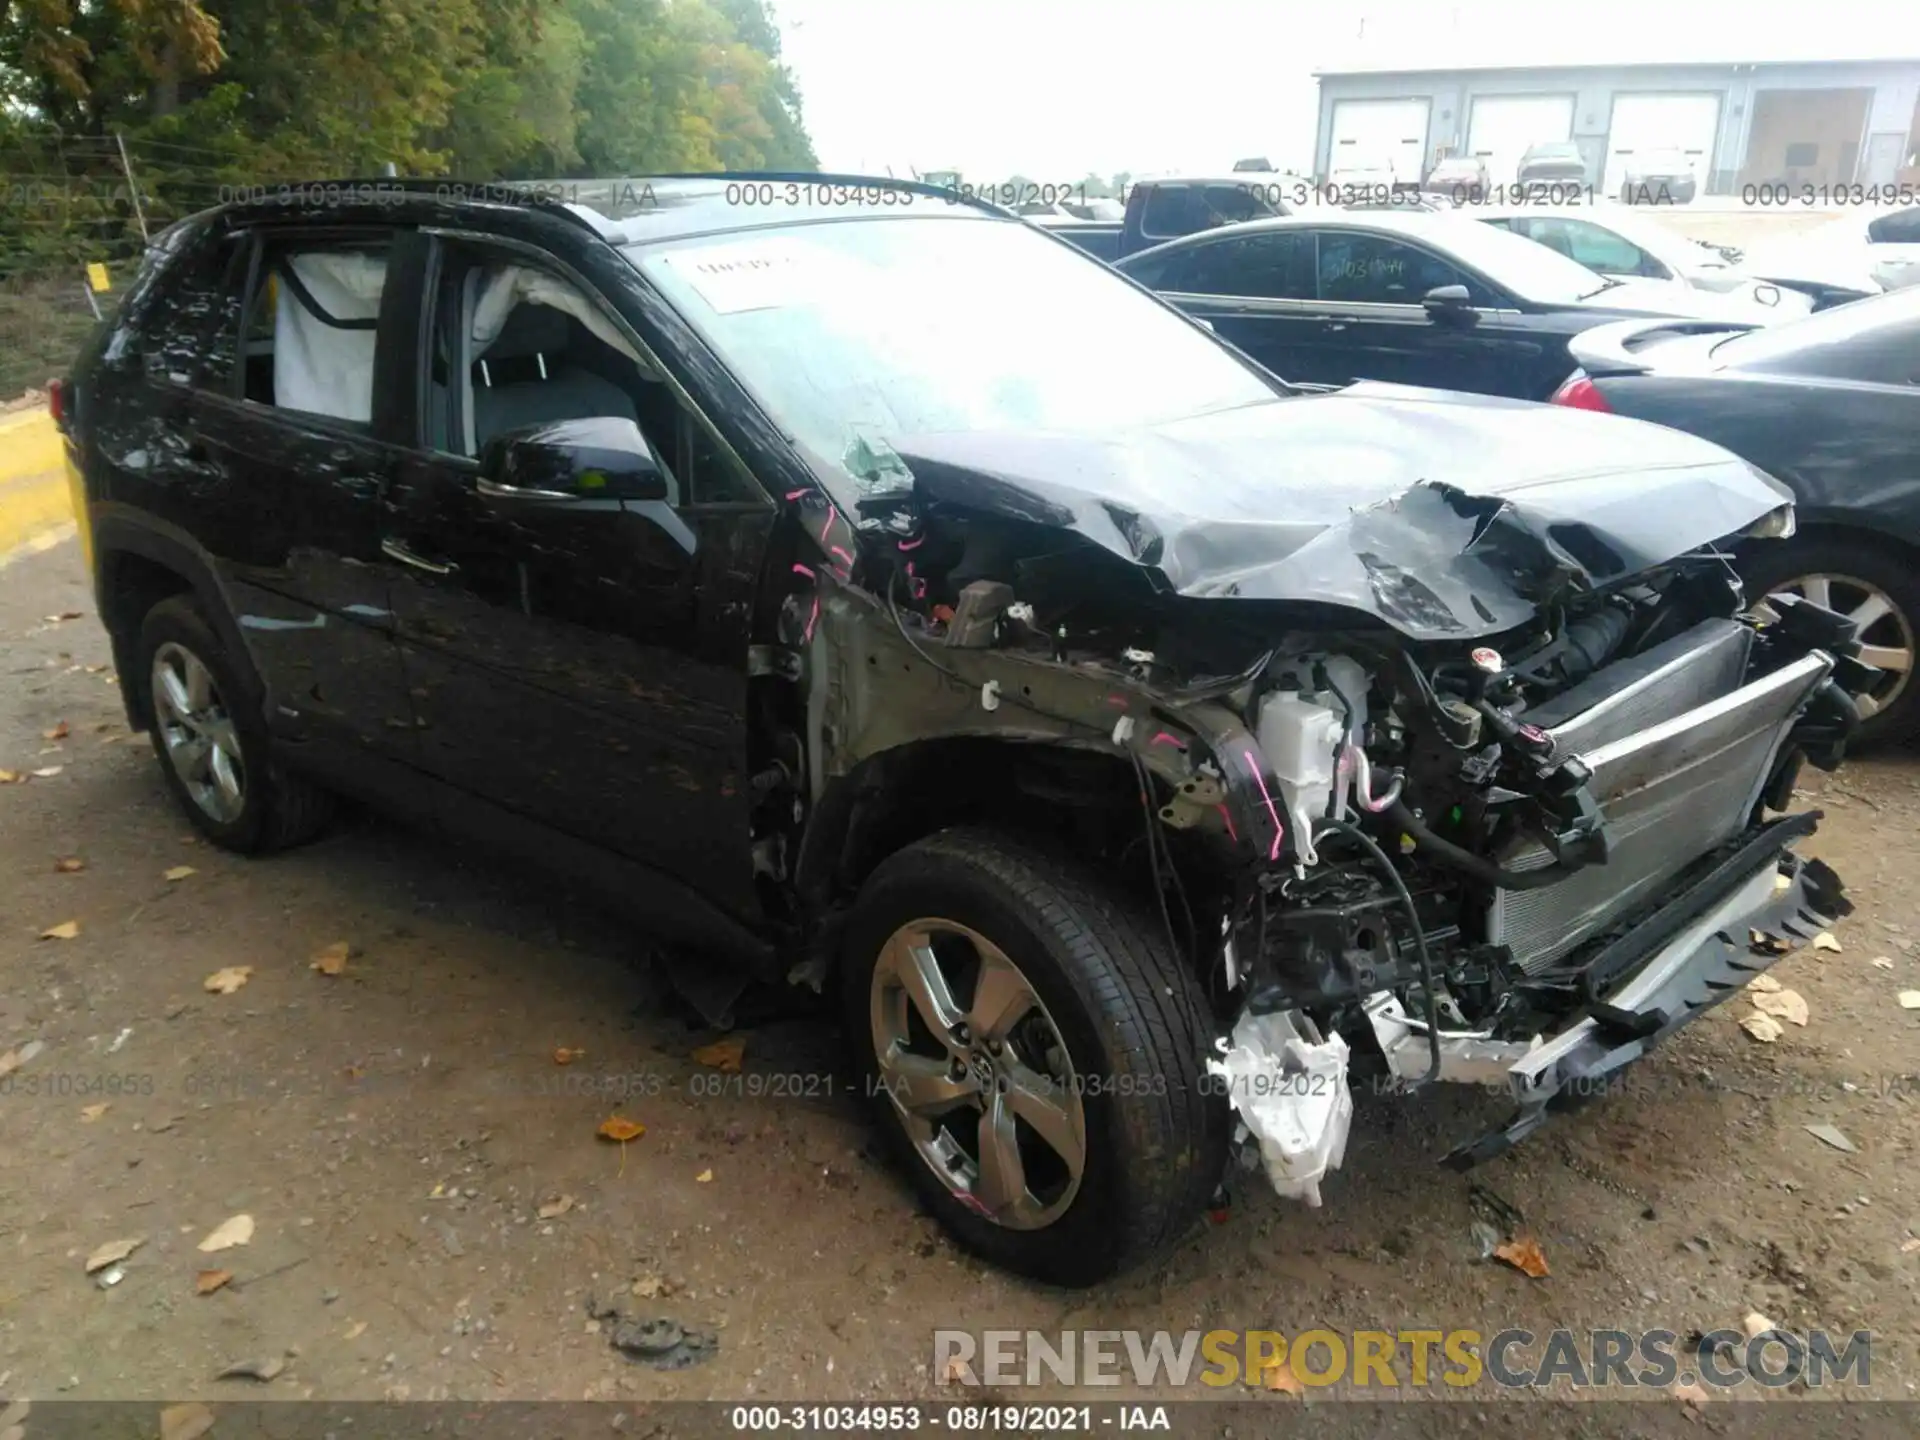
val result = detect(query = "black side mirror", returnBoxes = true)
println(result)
[477,416,669,502]
[1423,284,1471,311]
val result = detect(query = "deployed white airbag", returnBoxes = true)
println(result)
[273,252,386,422]
[471,264,649,370]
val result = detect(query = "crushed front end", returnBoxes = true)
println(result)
[1180,546,1871,1193]
[785,420,1878,1205]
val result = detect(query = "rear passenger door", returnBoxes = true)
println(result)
[97,221,421,789]
[379,229,774,920]
[1133,231,1328,385]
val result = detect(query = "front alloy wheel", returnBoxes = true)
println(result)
[843,827,1228,1286]
[870,918,1087,1230]
[1758,574,1915,725]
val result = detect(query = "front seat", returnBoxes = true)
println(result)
[471,302,642,452]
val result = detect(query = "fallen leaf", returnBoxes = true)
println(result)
[1900,1237,1920,1254]
[1671,1379,1710,1414]
[0,769,21,782]
[203,966,252,994]
[30,766,63,778]
[85,1236,144,1273]
[1739,1012,1784,1043]
[1872,957,1896,970]
[695,1168,714,1183]
[537,1194,575,1220]
[80,1102,109,1123]
[160,1401,216,1440]
[0,1040,46,1077]
[940,1355,970,1385]
[552,1046,585,1065]
[163,865,197,882]
[344,1319,368,1340]
[1813,931,1842,953]
[597,1116,645,1143]
[1492,1235,1551,1278]
[1260,1359,1304,1396]
[1805,1123,1857,1153]
[1746,973,1784,993]
[1751,988,1809,1026]
[1743,1311,1778,1340]
[43,721,69,740]
[631,1274,667,1298]
[1773,872,1792,893]
[197,1213,255,1252]
[195,1268,233,1295]
[40,919,80,940]
[215,1356,284,1383]
[310,941,350,976]
[1748,929,1791,955]
[1899,991,1920,1010]
[54,855,84,872]
[47,610,83,621]
[692,1037,745,1073]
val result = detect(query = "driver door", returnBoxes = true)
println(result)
[379,230,776,918]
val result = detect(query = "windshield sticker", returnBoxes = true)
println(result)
[662,240,857,316]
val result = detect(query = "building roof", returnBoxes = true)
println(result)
[1315,54,1920,78]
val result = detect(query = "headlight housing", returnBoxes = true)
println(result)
[1744,503,1797,541]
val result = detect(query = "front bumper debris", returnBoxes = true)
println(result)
[1207,1009,1353,1207]
[1443,831,1849,1168]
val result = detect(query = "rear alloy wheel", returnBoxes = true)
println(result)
[1744,541,1920,746]
[138,596,335,852]
[843,828,1228,1286]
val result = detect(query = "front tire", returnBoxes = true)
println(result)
[138,596,335,852]
[842,827,1228,1286]
[1742,539,1920,747]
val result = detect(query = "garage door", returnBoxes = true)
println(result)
[1605,93,1722,194]
[1328,99,1431,182]
[1467,94,1576,186]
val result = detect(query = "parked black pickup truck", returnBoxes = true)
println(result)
[1038,174,1298,261]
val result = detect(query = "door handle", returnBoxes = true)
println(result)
[381,536,458,575]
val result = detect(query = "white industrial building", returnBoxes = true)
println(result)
[1312,52,1920,193]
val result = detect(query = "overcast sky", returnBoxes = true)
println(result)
[774,0,1920,179]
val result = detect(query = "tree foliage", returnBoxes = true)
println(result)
[0,0,817,267]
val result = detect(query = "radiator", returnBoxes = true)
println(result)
[1489,622,1831,975]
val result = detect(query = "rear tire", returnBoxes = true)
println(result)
[1742,538,1920,748]
[138,596,335,852]
[841,827,1229,1286]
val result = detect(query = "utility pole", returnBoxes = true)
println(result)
[114,132,149,245]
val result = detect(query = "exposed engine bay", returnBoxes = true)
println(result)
[758,418,1878,1206]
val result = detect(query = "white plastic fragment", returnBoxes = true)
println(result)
[1206,1008,1352,1207]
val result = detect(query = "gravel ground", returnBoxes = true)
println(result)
[1,536,1917,1414]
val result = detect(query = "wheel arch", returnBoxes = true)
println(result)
[92,510,259,731]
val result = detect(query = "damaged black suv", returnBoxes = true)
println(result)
[57,174,1873,1286]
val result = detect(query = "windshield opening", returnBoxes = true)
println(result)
[631,216,1282,499]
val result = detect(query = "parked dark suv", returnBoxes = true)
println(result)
[55,174,1869,1286]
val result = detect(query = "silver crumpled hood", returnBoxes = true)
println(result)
[889,382,1793,640]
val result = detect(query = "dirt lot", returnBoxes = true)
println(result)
[2,535,1918,1412]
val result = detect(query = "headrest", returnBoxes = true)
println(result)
[482,302,570,361]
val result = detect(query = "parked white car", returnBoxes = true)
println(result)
[1741,205,1920,300]
[1471,204,1814,318]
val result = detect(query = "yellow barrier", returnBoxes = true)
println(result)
[0,409,77,560]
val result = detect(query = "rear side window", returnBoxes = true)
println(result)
[235,235,393,423]
[128,229,247,388]
[1866,208,1920,244]
[1715,287,1920,385]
